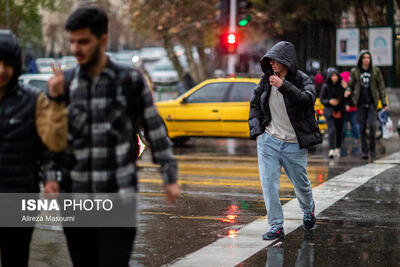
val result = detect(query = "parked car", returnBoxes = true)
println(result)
[113,50,140,66]
[150,62,179,86]
[140,47,166,62]
[36,58,56,73]
[18,73,52,93]
[60,56,77,70]
[156,78,328,144]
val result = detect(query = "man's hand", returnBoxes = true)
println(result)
[48,63,65,98]
[344,90,351,98]
[43,181,60,199]
[165,183,180,204]
[269,75,283,88]
[329,98,339,106]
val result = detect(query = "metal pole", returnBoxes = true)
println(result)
[227,0,236,76]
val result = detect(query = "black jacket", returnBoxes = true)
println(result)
[248,41,322,148]
[320,67,347,119]
[0,85,44,192]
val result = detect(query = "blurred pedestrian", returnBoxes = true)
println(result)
[178,72,195,95]
[25,54,39,74]
[249,41,322,240]
[313,70,324,97]
[0,30,66,267]
[320,67,346,158]
[43,7,180,267]
[346,50,388,159]
[340,71,360,144]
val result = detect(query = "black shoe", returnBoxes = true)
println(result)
[303,205,316,230]
[263,225,284,240]
[361,153,368,159]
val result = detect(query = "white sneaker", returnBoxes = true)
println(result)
[328,149,335,158]
[334,148,340,158]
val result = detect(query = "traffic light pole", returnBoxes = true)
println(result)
[227,0,236,76]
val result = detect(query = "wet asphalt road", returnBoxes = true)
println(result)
[26,130,400,267]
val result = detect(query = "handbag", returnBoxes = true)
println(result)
[332,110,342,119]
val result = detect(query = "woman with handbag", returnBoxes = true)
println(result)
[320,67,347,158]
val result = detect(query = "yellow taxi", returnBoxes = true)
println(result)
[156,78,327,143]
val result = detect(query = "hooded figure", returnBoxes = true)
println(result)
[248,41,319,241]
[347,50,387,159]
[0,30,69,267]
[320,67,347,158]
[0,30,22,89]
[320,67,346,115]
[249,41,322,148]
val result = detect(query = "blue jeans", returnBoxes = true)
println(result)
[257,132,314,227]
[343,111,360,139]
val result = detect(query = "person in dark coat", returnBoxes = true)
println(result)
[0,30,66,267]
[346,50,388,159]
[320,67,347,158]
[248,41,321,240]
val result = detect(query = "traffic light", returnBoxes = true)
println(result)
[237,0,252,27]
[219,32,238,54]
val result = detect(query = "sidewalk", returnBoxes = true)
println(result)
[170,152,400,266]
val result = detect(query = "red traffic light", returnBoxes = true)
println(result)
[227,33,236,44]
[219,32,238,54]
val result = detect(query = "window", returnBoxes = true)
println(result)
[187,83,230,103]
[227,82,255,102]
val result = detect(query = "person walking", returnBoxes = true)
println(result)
[0,30,66,267]
[340,71,360,145]
[43,6,180,267]
[249,41,322,240]
[346,50,388,159]
[320,67,346,158]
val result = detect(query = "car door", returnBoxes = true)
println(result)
[220,82,257,138]
[170,82,230,136]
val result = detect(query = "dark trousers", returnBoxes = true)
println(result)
[327,117,343,149]
[63,227,136,267]
[0,227,34,267]
[357,104,377,154]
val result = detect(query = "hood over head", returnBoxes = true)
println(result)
[260,41,298,76]
[357,50,372,70]
[325,67,342,84]
[0,30,22,89]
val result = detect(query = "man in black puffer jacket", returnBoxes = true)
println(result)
[249,41,322,240]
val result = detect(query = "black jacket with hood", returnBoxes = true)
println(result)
[248,41,322,149]
[0,30,44,193]
[320,67,347,119]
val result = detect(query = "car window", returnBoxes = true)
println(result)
[227,82,256,102]
[187,83,230,103]
[28,80,48,92]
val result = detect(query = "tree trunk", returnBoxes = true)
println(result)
[194,32,208,82]
[181,37,200,83]
[162,35,184,81]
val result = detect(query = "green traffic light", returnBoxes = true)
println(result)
[238,15,251,26]
[238,19,248,26]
